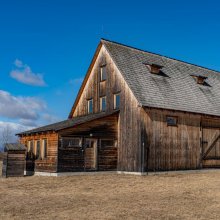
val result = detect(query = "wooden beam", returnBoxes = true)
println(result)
[203,132,220,159]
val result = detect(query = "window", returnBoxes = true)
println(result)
[101,139,115,148]
[35,140,41,159]
[166,116,177,126]
[88,99,93,114]
[42,139,47,159]
[28,140,33,153]
[100,66,107,81]
[100,96,106,111]
[62,138,81,148]
[114,93,120,109]
[191,74,207,85]
[144,63,163,74]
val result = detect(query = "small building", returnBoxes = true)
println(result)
[2,143,26,177]
[17,39,220,175]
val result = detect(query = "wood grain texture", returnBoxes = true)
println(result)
[20,132,58,172]
[142,108,201,171]
[201,118,220,167]
[2,151,25,177]
[70,45,142,172]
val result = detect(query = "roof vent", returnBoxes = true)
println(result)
[145,63,163,74]
[191,74,207,85]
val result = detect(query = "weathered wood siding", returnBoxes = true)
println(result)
[98,140,117,171]
[58,115,118,171]
[72,46,122,117]
[142,109,201,171]
[84,147,96,170]
[20,132,58,172]
[202,118,220,168]
[58,147,84,172]
[2,151,25,177]
[70,45,142,172]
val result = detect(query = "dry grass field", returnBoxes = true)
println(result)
[1,166,220,220]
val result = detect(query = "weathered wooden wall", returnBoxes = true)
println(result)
[84,147,96,170]
[58,147,84,172]
[58,115,118,172]
[70,45,143,172]
[201,118,220,168]
[142,109,201,171]
[20,132,58,172]
[2,151,25,177]
[72,46,122,117]
[98,140,117,171]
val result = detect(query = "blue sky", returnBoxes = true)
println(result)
[0,0,220,145]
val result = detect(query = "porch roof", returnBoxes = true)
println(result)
[17,111,119,136]
[4,143,26,151]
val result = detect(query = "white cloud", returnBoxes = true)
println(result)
[0,121,35,150]
[0,90,46,120]
[10,59,47,86]
[18,119,38,127]
[14,59,23,68]
[0,121,34,134]
[42,113,60,124]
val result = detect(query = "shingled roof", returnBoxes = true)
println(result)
[4,143,26,151]
[102,39,220,117]
[17,111,118,136]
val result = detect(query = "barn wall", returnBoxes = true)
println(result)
[2,151,25,177]
[141,109,202,171]
[71,45,122,117]
[19,132,59,172]
[201,117,220,168]
[58,146,84,172]
[58,114,118,172]
[70,45,143,172]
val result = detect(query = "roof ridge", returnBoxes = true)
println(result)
[101,38,220,74]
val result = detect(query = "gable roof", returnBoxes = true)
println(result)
[17,111,118,136]
[101,39,220,117]
[4,143,26,151]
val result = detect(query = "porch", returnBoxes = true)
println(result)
[57,113,119,172]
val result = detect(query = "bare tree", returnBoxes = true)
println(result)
[1,125,13,150]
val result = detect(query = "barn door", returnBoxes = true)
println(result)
[84,139,98,170]
[202,127,220,168]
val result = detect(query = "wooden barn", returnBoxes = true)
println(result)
[17,39,220,175]
[2,143,26,177]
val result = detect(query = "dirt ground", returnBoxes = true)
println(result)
[1,167,220,220]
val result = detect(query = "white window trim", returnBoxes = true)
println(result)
[114,93,120,109]
[35,140,41,158]
[100,66,107,81]
[42,139,48,159]
[100,96,106,112]
[88,99,93,114]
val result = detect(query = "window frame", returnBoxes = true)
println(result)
[100,96,106,112]
[62,137,81,148]
[28,140,34,153]
[42,138,48,159]
[35,140,41,159]
[114,93,120,110]
[166,116,178,127]
[100,65,107,82]
[87,99,93,114]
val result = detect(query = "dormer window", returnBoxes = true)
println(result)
[145,63,163,74]
[191,74,207,85]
